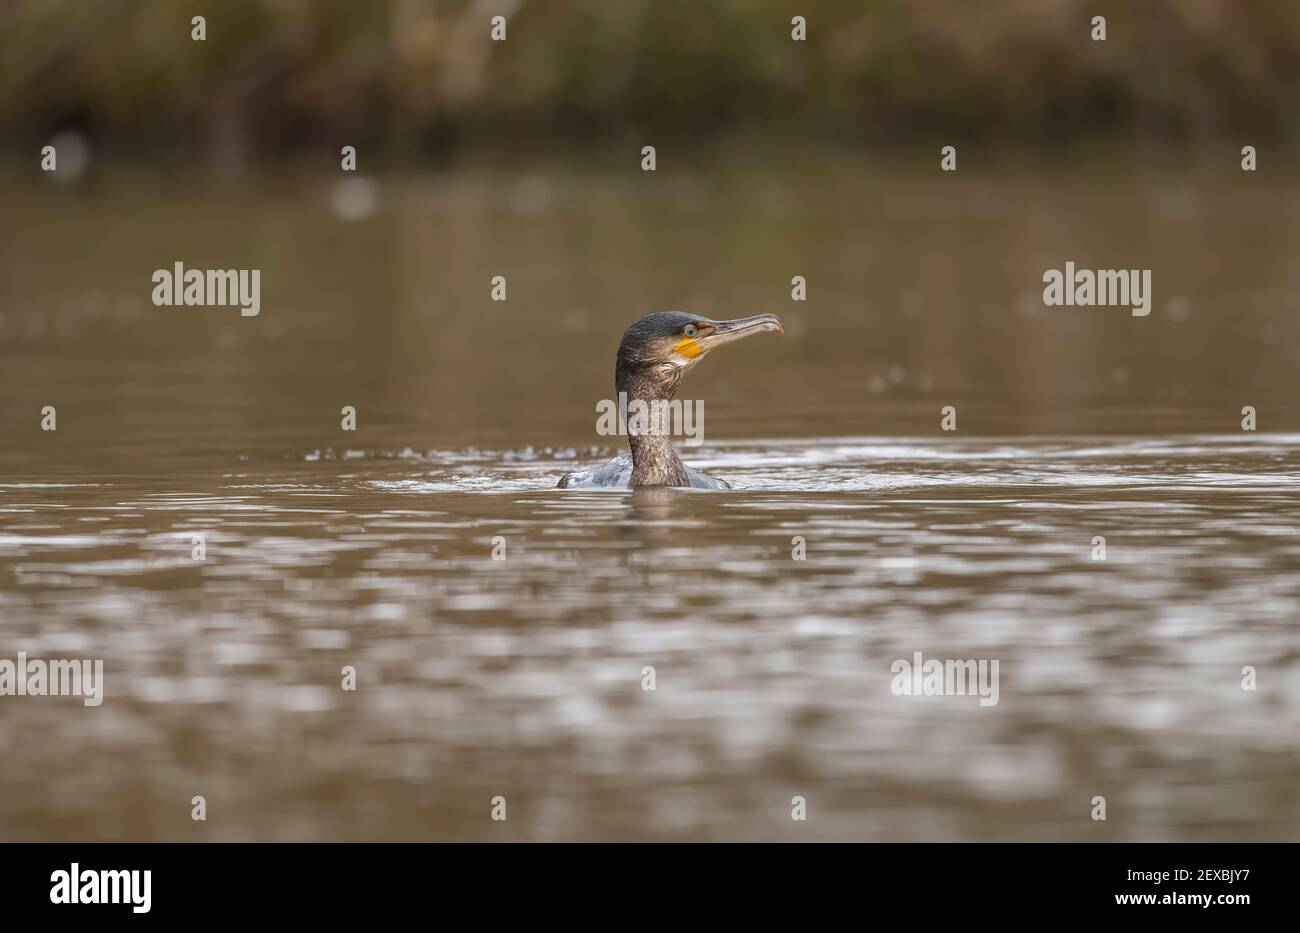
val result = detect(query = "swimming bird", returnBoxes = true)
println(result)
[557,311,783,488]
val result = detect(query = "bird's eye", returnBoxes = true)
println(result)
[683,324,698,338]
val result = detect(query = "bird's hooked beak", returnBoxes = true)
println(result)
[675,314,783,360]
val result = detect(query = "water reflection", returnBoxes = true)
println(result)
[1,436,1297,840]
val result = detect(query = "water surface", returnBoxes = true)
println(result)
[1,154,1298,840]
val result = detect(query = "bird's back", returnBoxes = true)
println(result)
[557,451,731,489]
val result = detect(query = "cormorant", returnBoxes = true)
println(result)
[557,311,783,488]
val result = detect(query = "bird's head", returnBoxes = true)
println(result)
[614,311,783,396]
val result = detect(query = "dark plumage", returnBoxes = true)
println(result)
[558,311,783,489]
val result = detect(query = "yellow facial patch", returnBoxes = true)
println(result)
[674,336,704,359]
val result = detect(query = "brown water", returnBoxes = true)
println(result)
[1,150,1299,840]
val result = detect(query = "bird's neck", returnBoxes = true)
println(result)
[627,434,688,486]
[618,367,690,487]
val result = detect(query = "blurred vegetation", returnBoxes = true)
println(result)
[2,0,1299,158]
